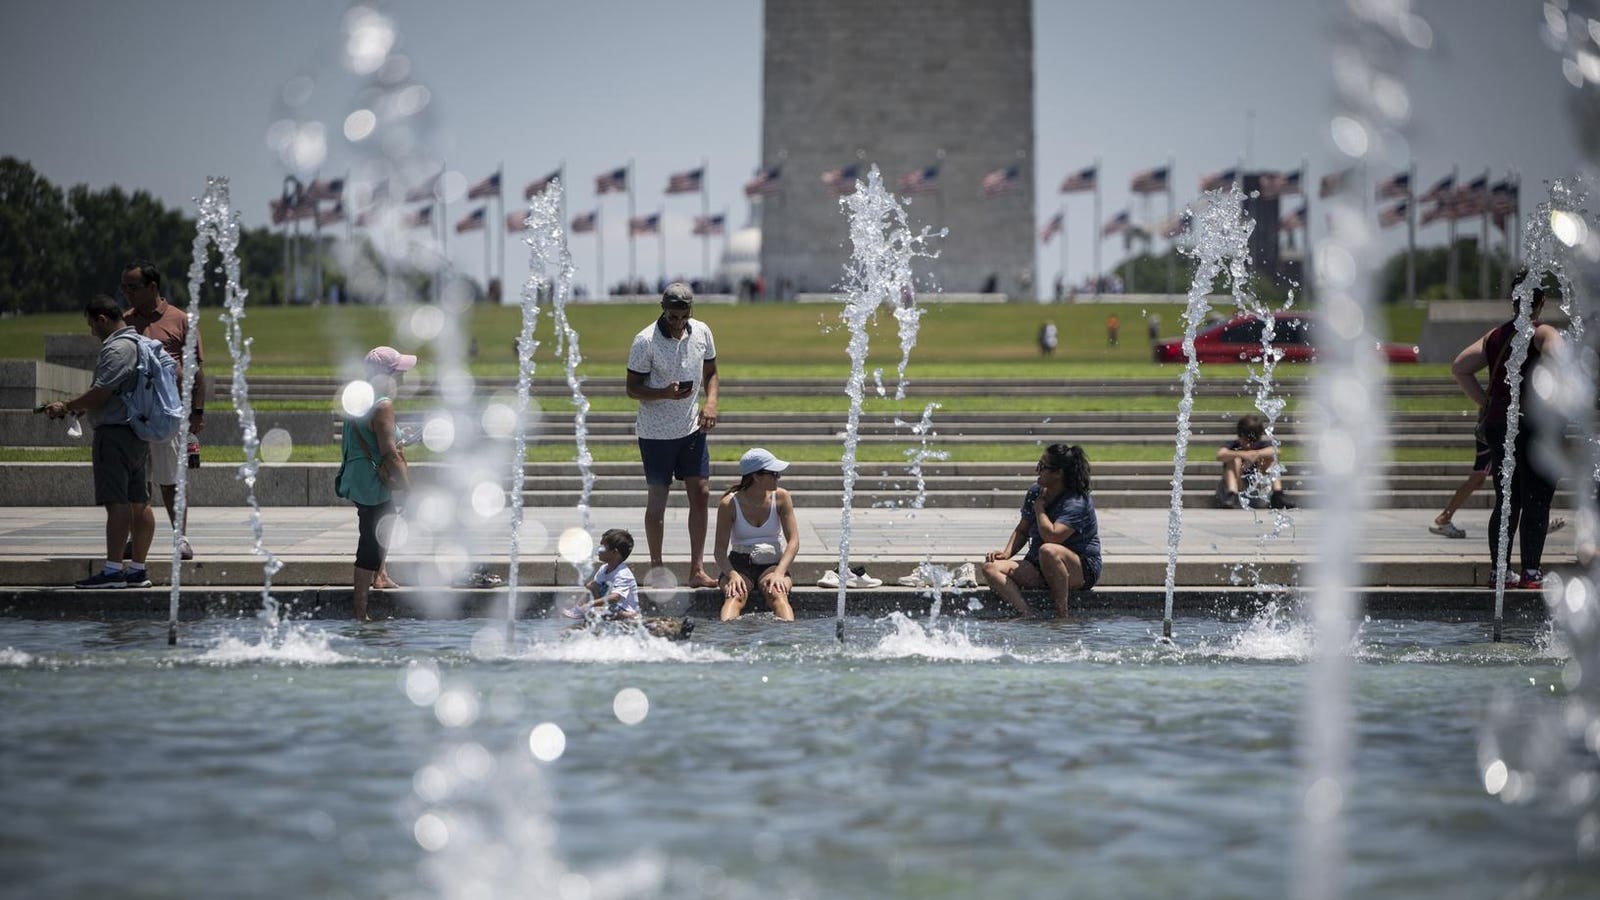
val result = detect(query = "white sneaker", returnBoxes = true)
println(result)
[177,537,194,561]
[817,570,841,588]
[953,562,979,588]
[846,572,882,589]
[897,570,933,587]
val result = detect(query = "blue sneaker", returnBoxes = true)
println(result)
[75,569,127,589]
[124,568,152,588]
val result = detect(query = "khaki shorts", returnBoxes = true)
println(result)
[146,430,183,487]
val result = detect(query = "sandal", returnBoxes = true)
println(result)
[1429,521,1466,539]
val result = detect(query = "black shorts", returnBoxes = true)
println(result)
[92,425,150,506]
[725,551,789,607]
[638,430,710,486]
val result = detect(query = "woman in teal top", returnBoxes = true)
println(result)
[341,346,415,620]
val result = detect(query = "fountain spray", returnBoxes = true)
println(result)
[833,166,941,641]
[1161,186,1254,640]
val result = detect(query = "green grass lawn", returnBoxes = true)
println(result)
[2,301,1431,378]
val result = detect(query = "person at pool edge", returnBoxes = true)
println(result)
[980,443,1101,618]
[713,448,799,621]
[625,282,720,588]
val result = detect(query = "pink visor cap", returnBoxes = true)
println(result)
[365,346,418,374]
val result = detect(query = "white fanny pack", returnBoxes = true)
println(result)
[735,542,781,565]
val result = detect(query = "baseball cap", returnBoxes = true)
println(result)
[662,282,694,306]
[365,346,418,374]
[738,447,790,476]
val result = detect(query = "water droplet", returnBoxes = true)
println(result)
[529,723,566,762]
[614,687,649,725]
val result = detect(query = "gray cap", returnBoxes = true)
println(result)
[738,447,790,476]
[662,282,694,306]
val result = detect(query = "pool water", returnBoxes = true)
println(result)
[2,611,1595,899]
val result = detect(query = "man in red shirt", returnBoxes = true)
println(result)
[122,261,205,560]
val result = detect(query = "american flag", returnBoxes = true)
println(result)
[1258,169,1302,198]
[315,202,345,227]
[1447,191,1487,219]
[524,170,559,200]
[273,194,317,222]
[897,165,940,195]
[744,165,782,197]
[981,166,1020,197]
[1040,212,1063,243]
[595,166,628,194]
[404,174,440,203]
[1375,172,1411,201]
[1489,179,1519,215]
[506,210,530,232]
[666,167,704,194]
[628,213,660,236]
[466,171,501,200]
[1280,205,1307,232]
[1319,168,1351,198]
[692,214,725,236]
[405,205,433,229]
[1419,174,1455,203]
[1199,168,1238,192]
[455,207,486,234]
[269,197,289,225]
[821,164,860,195]
[1102,210,1130,236]
[1129,166,1169,194]
[1378,201,1408,228]
[1059,165,1097,193]
[1159,212,1190,239]
[1458,173,1490,200]
[304,177,345,201]
[1420,203,1449,227]
[571,211,598,233]
[354,207,376,228]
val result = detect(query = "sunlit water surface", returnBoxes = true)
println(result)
[2,614,1594,899]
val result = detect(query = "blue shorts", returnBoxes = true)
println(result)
[638,430,710,486]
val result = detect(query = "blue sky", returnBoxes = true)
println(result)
[0,0,1582,298]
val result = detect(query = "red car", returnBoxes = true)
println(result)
[1152,311,1419,364]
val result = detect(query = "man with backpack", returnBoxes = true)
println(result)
[44,295,161,588]
[123,261,204,560]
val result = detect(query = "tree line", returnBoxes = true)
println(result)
[0,156,287,315]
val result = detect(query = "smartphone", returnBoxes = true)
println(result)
[676,380,694,392]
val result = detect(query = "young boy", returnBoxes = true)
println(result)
[563,528,641,620]
[1216,414,1294,509]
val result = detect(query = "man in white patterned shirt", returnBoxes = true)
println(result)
[625,283,721,587]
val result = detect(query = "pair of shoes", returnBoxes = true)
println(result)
[1429,521,1467,539]
[124,568,152,588]
[816,567,883,589]
[953,562,979,588]
[896,571,933,587]
[1269,490,1296,510]
[75,568,127,589]
[1248,495,1270,510]
[1518,569,1544,590]
[1214,490,1240,509]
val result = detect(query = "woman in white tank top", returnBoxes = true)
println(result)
[713,448,799,621]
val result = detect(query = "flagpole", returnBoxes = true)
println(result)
[1165,155,1176,296]
[291,216,301,303]
[701,157,711,281]
[1300,156,1313,300]
[1447,163,1459,297]
[1092,156,1102,296]
[596,206,606,300]
[1405,160,1416,305]
[496,163,505,302]
[1479,167,1491,299]
[627,158,637,291]
[659,210,667,285]
[1059,199,1067,301]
